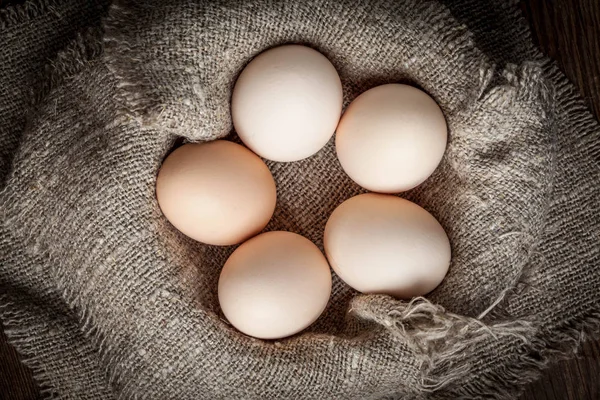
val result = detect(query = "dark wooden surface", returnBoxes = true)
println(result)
[1,1,599,399]
[523,0,600,119]
[519,0,600,398]
[0,322,38,399]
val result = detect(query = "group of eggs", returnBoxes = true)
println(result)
[156,45,450,339]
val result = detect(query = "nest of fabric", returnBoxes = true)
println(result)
[1,0,598,399]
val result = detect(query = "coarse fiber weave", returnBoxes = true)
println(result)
[1,0,599,399]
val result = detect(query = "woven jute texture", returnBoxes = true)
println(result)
[1,0,599,399]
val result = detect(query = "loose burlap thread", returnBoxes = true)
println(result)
[1,0,599,399]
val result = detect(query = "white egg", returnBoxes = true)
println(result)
[324,193,451,299]
[232,45,343,162]
[336,84,447,193]
[218,231,332,339]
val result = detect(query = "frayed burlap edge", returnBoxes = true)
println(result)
[0,0,51,30]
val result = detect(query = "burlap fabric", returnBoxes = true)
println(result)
[1,0,598,399]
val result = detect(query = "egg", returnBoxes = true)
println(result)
[231,45,343,162]
[155,140,276,246]
[335,84,447,193]
[218,231,332,339]
[324,193,450,299]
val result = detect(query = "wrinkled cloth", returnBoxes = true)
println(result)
[1,0,598,399]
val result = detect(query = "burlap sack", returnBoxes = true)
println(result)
[1,0,598,399]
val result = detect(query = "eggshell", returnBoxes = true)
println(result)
[155,140,276,246]
[335,84,447,193]
[324,193,451,299]
[218,231,332,339]
[232,45,343,162]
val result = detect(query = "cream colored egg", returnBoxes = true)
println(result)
[155,140,276,246]
[324,193,450,299]
[336,84,447,193]
[218,231,332,339]
[232,45,343,162]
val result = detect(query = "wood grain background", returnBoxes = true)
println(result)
[1,0,599,399]
[519,0,600,398]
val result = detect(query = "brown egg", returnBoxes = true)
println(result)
[218,231,332,339]
[156,140,276,246]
